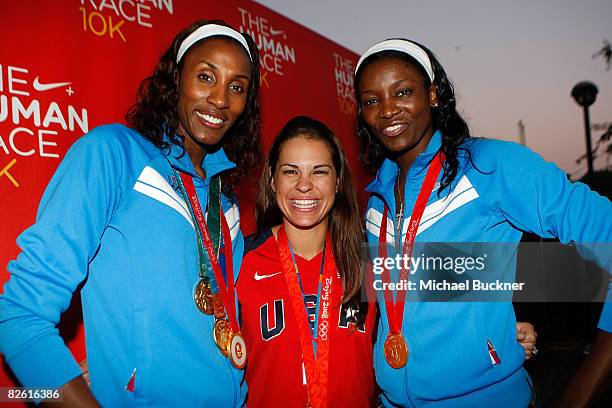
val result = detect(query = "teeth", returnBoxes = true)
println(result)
[196,111,224,125]
[385,124,403,132]
[291,199,319,209]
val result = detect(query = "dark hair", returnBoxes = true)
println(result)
[355,39,471,194]
[126,19,262,196]
[256,116,364,303]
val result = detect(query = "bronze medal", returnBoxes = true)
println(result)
[213,318,231,356]
[194,280,214,315]
[229,331,247,369]
[384,333,409,368]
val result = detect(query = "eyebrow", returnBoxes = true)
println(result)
[359,77,414,95]
[194,60,251,81]
[279,163,332,169]
[199,60,218,70]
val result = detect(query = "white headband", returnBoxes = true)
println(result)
[355,39,435,82]
[176,24,252,64]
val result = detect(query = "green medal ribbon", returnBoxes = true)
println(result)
[205,176,222,293]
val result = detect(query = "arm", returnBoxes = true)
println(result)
[42,376,99,408]
[78,359,90,388]
[483,142,612,405]
[476,140,612,269]
[555,303,612,407]
[0,126,125,393]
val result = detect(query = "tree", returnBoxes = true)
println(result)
[576,122,612,172]
[593,39,611,70]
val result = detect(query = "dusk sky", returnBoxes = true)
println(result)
[256,0,612,178]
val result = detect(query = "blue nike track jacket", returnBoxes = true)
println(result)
[0,124,246,406]
[365,131,612,407]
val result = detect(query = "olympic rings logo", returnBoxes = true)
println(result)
[318,320,329,340]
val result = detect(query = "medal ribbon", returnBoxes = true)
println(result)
[289,241,326,355]
[379,151,444,335]
[277,226,336,408]
[180,173,239,333]
[206,176,222,292]
[173,169,221,292]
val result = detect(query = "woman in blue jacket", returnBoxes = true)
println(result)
[354,38,612,407]
[0,20,261,406]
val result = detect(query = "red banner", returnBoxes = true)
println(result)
[0,0,366,392]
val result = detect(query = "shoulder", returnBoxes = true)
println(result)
[238,229,277,285]
[462,137,539,161]
[77,124,155,150]
[244,229,274,258]
[76,123,137,145]
[68,124,159,162]
[459,137,552,175]
[54,125,171,200]
[462,137,545,162]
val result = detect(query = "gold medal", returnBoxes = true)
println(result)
[213,318,231,356]
[384,333,409,368]
[229,331,247,369]
[194,280,214,315]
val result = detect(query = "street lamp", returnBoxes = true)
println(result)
[571,81,598,182]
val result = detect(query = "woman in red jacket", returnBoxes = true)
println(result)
[236,116,537,407]
[237,116,377,407]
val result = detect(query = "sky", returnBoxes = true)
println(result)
[255,0,612,178]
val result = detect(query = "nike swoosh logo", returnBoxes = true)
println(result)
[254,271,282,281]
[269,28,284,36]
[33,77,72,92]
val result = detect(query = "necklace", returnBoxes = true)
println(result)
[395,175,404,249]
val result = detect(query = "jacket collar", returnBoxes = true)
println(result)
[365,130,442,200]
[164,135,236,181]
